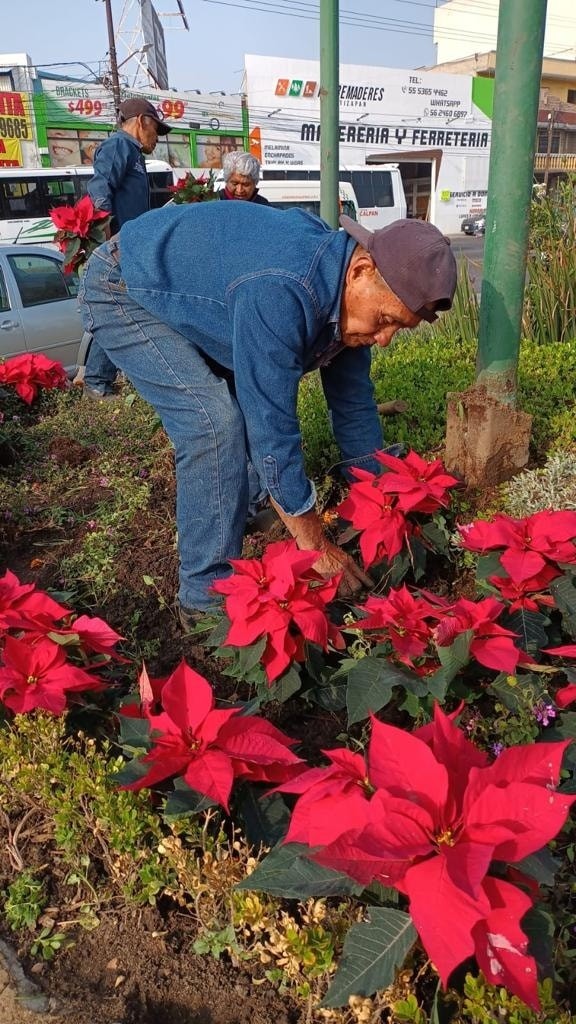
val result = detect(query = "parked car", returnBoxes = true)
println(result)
[461,210,486,235]
[0,245,82,373]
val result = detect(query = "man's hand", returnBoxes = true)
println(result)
[269,499,373,597]
[312,541,373,597]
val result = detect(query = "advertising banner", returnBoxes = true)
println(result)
[38,79,243,133]
[0,92,33,144]
[0,137,22,167]
[245,55,493,232]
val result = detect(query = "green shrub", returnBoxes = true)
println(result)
[524,176,576,344]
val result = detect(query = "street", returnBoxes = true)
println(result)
[448,232,485,294]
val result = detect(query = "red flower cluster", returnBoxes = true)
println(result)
[277,706,575,1007]
[119,661,304,810]
[0,353,68,404]
[167,171,217,204]
[212,540,344,682]
[50,195,110,273]
[0,569,123,714]
[459,510,576,587]
[357,587,527,674]
[337,450,459,568]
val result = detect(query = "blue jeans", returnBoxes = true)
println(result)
[79,242,250,611]
[83,338,118,396]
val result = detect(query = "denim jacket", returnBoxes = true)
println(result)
[87,131,149,231]
[119,202,383,516]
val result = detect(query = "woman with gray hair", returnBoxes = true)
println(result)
[218,151,270,205]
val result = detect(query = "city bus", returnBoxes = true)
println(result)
[0,161,174,245]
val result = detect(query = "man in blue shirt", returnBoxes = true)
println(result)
[83,98,171,398]
[78,202,456,626]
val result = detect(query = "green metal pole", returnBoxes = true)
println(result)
[320,0,339,227]
[477,0,547,402]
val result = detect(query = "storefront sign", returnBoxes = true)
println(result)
[0,92,33,142]
[244,54,494,233]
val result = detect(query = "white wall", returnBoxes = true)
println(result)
[434,0,576,65]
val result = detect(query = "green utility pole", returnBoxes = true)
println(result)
[477,0,547,401]
[319,0,339,227]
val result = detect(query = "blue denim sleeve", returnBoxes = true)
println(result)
[87,137,132,213]
[229,276,319,517]
[320,347,384,478]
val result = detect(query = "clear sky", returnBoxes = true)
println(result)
[2,0,439,94]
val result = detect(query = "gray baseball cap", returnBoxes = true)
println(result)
[339,215,457,322]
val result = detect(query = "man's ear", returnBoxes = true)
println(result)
[345,249,377,286]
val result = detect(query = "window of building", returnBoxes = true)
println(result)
[567,89,576,105]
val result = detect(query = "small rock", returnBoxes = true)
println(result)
[114,974,126,988]
[106,957,119,971]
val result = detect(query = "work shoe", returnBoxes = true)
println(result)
[245,506,279,535]
[83,386,120,402]
[177,601,210,633]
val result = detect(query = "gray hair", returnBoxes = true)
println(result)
[222,151,261,184]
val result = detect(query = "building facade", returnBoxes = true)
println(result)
[433,0,576,65]
[245,54,494,234]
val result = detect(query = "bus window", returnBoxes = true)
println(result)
[0,180,43,218]
[45,178,76,209]
[148,170,174,209]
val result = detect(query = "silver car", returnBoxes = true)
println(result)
[0,245,82,373]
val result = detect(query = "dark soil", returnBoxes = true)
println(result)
[6,912,302,1024]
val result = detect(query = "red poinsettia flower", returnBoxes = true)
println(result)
[0,635,105,715]
[337,478,411,568]
[0,353,67,404]
[433,596,526,673]
[275,746,372,847]
[50,195,109,236]
[52,614,126,659]
[373,449,460,514]
[488,564,559,612]
[357,585,448,666]
[212,540,344,683]
[459,510,576,583]
[120,661,303,809]
[472,876,539,1008]
[291,706,573,1005]
[0,569,71,633]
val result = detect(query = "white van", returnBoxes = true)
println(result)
[258,166,407,230]
[212,174,360,221]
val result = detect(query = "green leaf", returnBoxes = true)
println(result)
[502,609,550,656]
[309,677,347,712]
[116,712,152,753]
[489,671,538,712]
[346,657,424,727]
[428,630,473,700]
[163,777,216,819]
[421,519,450,555]
[237,789,290,848]
[236,843,362,899]
[521,904,555,979]
[540,713,576,767]
[261,665,302,704]
[476,551,505,581]
[550,573,576,638]
[46,630,80,647]
[321,907,417,1007]
[236,636,267,676]
[515,847,560,887]
[111,756,151,787]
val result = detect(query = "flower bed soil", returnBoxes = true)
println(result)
[0,912,302,1024]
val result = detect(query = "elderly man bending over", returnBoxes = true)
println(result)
[78,202,456,628]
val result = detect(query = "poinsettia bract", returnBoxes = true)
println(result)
[120,661,303,809]
[212,539,344,682]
